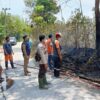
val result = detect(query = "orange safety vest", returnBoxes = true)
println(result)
[46,38,53,54]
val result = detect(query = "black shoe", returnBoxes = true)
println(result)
[6,68,8,70]
[45,82,51,85]
[54,76,60,78]
[12,67,16,69]
[39,86,48,89]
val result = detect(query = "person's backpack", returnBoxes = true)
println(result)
[35,49,41,62]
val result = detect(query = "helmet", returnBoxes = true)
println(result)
[56,32,62,37]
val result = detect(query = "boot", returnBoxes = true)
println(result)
[38,78,48,89]
[54,69,60,78]
[5,61,8,70]
[10,61,16,69]
[43,76,50,85]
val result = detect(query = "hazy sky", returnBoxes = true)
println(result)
[0,0,95,22]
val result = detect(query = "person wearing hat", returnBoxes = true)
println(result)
[3,36,16,70]
[21,35,31,76]
[46,34,54,70]
[53,32,62,78]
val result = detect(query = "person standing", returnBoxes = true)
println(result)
[0,65,4,83]
[46,34,54,70]
[53,32,62,78]
[21,35,31,76]
[0,47,4,82]
[3,36,15,70]
[37,35,49,89]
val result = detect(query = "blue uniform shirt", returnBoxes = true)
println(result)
[26,41,31,56]
[3,42,12,55]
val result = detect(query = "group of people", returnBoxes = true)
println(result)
[0,32,62,90]
[37,32,62,89]
[0,35,31,83]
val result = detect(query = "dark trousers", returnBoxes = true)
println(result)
[48,55,54,70]
[5,60,14,69]
[53,56,61,77]
[38,64,47,88]
[38,64,46,78]
[5,54,14,69]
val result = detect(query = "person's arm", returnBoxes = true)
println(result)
[10,44,14,54]
[22,44,28,58]
[3,44,8,55]
[55,41,62,62]
[57,48,62,62]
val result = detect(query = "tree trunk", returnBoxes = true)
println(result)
[95,0,100,57]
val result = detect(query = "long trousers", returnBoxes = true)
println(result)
[24,56,29,75]
[38,64,46,78]
[38,64,47,88]
[48,55,54,70]
[53,56,61,77]
[5,54,14,69]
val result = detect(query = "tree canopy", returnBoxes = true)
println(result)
[24,0,59,25]
[0,11,32,43]
[0,12,31,36]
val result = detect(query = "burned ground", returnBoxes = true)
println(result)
[62,47,100,83]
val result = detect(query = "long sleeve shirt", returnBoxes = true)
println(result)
[38,43,48,65]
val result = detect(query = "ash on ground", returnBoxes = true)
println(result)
[62,47,100,83]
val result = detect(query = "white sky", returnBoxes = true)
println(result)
[0,0,95,22]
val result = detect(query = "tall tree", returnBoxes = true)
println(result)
[95,0,100,57]
[24,0,59,25]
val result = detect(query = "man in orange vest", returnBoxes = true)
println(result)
[3,36,15,70]
[46,34,54,70]
[53,32,62,78]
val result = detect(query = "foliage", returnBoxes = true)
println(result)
[24,0,59,25]
[24,1,95,50]
[0,11,32,42]
[65,9,95,48]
